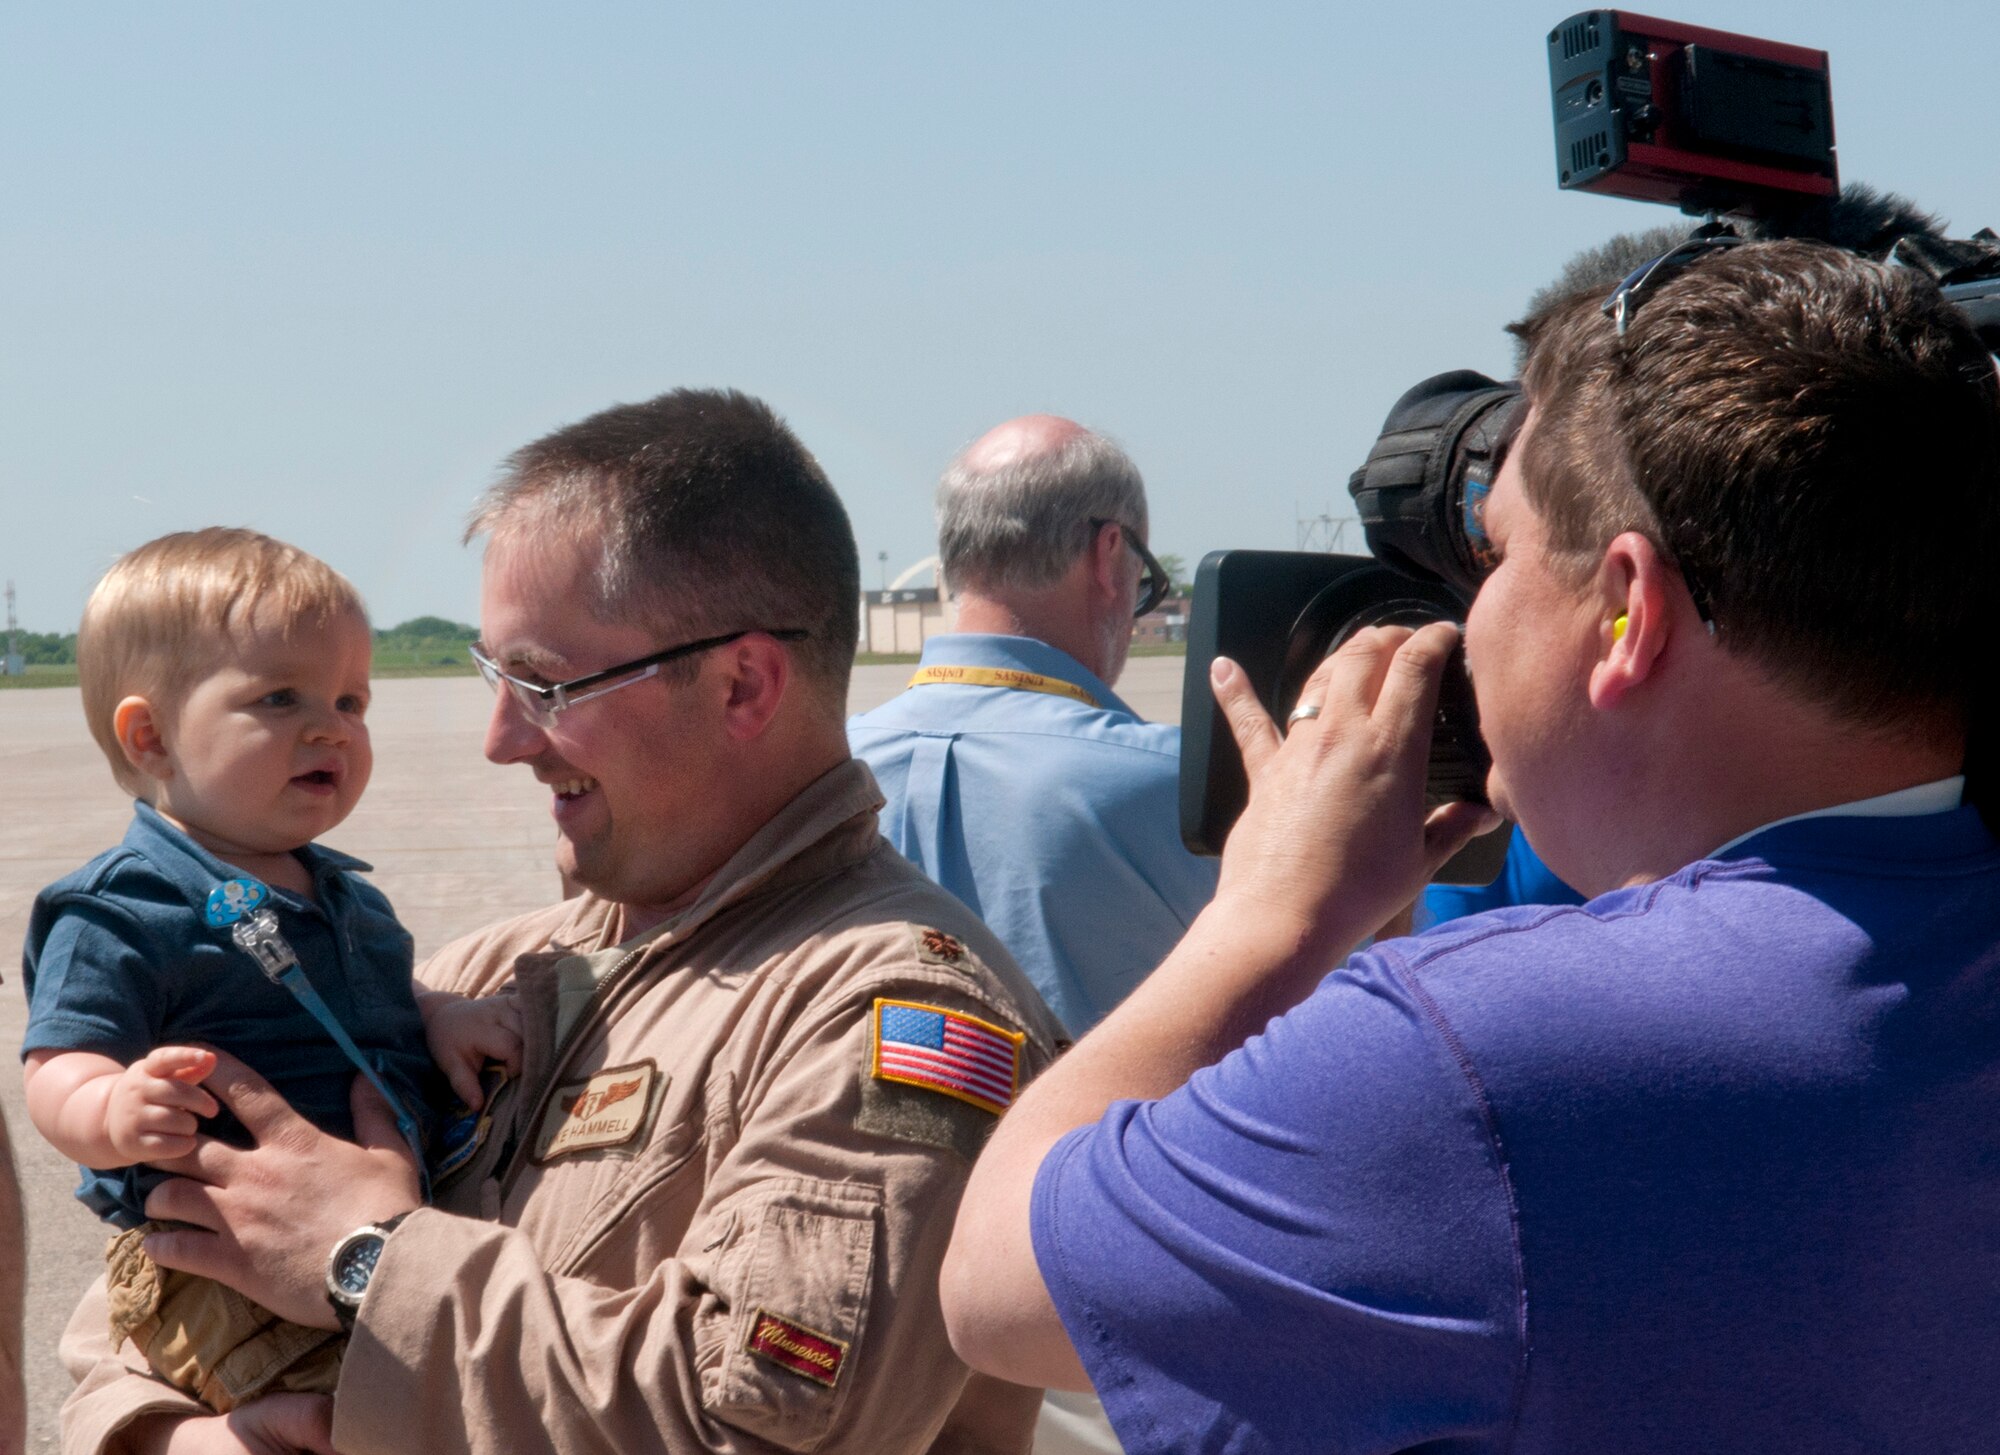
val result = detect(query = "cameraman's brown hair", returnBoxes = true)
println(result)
[1518,239,2000,735]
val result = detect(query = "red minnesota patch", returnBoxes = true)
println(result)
[746,1309,848,1388]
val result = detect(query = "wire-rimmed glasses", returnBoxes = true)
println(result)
[470,628,809,728]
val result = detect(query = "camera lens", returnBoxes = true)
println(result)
[1276,567,1491,807]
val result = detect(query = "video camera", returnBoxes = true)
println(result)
[1178,10,2000,879]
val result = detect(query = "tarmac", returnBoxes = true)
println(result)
[0,655,1192,1447]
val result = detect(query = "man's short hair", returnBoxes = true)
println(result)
[1518,238,2000,734]
[466,388,860,711]
[79,528,367,796]
[936,429,1147,596]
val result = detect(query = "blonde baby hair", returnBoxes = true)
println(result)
[78,528,368,796]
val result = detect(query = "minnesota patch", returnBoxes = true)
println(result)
[533,1060,661,1162]
[746,1309,848,1388]
[870,998,1023,1116]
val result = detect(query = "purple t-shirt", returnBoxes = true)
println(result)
[1032,807,2000,1453]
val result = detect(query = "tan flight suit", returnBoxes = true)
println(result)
[61,762,1065,1455]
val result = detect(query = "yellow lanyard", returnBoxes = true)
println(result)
[906,665,1098,708]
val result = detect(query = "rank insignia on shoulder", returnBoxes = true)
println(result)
[916,931,968,967]
[871,998,1023,1116]
[746,1309,848,1388]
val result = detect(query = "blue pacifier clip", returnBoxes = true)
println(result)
[205,879,431,1196]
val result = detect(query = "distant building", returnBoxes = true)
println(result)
[859,586,1187,656]
[1132,591,1190,646]
[861,588,954,655]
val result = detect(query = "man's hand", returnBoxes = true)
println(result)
[1209,623,1498,971]
[106,1048,220,1163]
[420,988,523,1109]
[141,1051,421,1330]
[121,1393,336,1455]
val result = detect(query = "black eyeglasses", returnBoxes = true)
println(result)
[1601,234,1743,337]
[1088,517,1171,618]
[470,628,809,728]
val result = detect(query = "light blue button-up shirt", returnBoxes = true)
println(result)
[849,633,1219,1036]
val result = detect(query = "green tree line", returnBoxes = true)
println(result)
[8,619,478,668]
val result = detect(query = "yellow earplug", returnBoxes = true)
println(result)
[1612,614,1629,641]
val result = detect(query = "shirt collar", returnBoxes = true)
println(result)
[126,799,371,913]
[555,757,890,952]
[915,633,1136,717]
[1709,775,1966,859]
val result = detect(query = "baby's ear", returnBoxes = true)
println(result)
[113,696,174,783]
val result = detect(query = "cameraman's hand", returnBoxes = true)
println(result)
[1210,622,1498,968]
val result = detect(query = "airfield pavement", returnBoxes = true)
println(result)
[0,655,1191,1447]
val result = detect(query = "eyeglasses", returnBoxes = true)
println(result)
[1088,518,1171,618]
[1601,234,1743,337]
[470,628,809,728]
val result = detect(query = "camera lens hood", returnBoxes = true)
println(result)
[1348,370,1523,602]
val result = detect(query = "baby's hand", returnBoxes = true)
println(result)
[423,991,523,1110]
[105,1046,220,1163]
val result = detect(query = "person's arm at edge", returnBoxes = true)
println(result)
[1,1106,25,1455]
[64,1274,338,1455]
[941,625,1496,1389]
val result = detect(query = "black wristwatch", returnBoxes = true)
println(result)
[325,1211,413,1332]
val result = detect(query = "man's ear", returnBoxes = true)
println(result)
[1086,523,1128,613]
[112,696,175,783]
[718,633,793,741]
[1587,532,1678,711]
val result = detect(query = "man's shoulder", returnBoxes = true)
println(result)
[853,695,1182,778]
[1368,848,1971,1074]
[419,895,607,996]
[29,837,190,942]
[763,842,1067,1050]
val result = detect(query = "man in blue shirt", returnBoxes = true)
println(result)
[851,415,1217,1037]
[940,242,2000,1453]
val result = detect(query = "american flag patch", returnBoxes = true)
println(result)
[871,998,1024,1115]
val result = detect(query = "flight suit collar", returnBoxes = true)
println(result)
[460,756,894,1202]
[536,757,889,959]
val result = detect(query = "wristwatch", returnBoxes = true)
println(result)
[325,1211,413,1332]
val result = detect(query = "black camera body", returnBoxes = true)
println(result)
[1177,368,1523,887]
[1177,548,1512,884]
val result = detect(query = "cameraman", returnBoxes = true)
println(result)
[941,239,2000,1452]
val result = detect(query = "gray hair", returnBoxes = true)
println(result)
[936,430,1148,596]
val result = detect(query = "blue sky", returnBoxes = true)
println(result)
[4,1,1994,631]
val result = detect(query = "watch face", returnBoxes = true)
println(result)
[332,1234,387,1299]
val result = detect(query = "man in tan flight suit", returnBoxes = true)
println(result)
[61,389,1064,1455]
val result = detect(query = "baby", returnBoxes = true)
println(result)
[19,527,518,1412]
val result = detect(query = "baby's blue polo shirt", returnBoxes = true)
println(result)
[21,801,436,1228]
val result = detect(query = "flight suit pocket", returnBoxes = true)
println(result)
[702,1182,879,1449]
